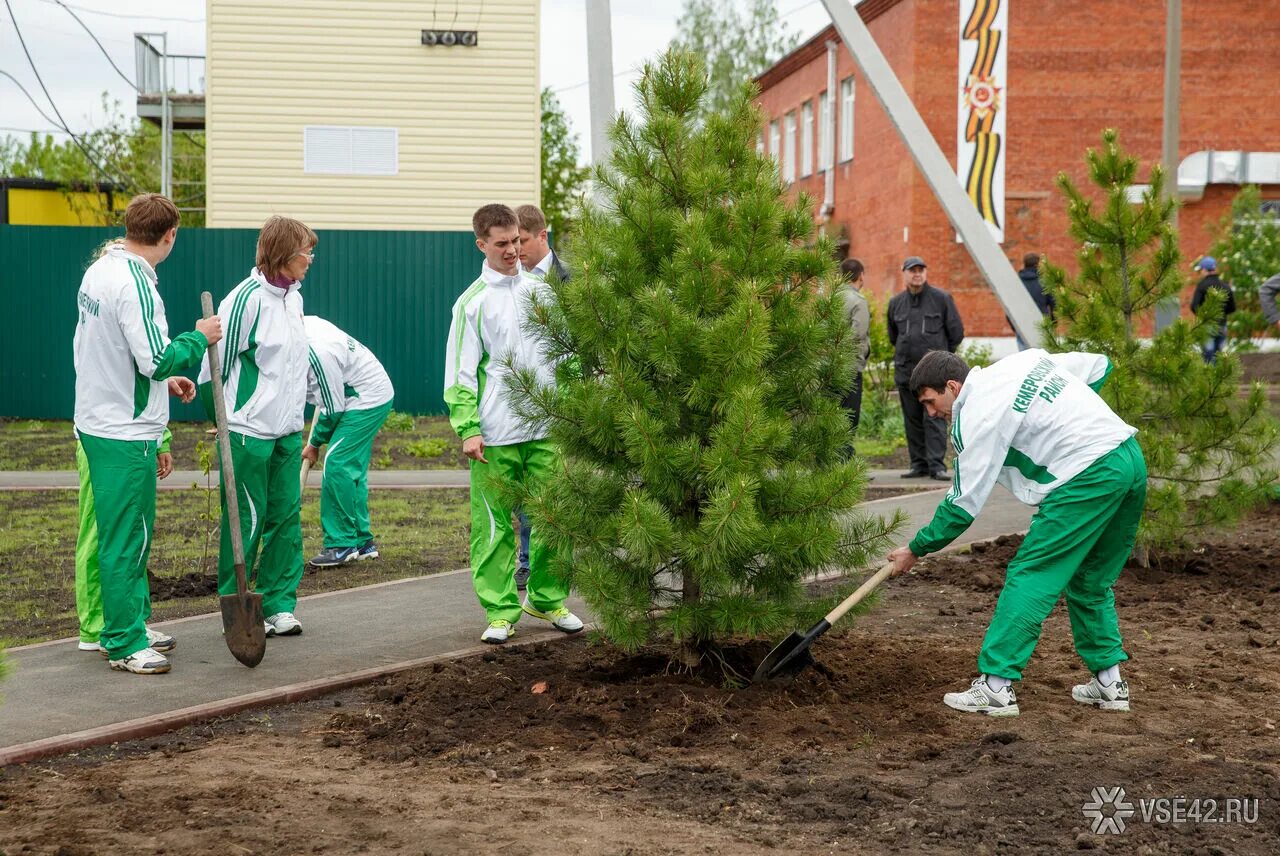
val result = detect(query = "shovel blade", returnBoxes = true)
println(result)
[220,590,267,668]
[752,631,816,684]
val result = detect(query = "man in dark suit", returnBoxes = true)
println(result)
[517,204,568,283]
[888,256,965,481]
[512,204,568,590]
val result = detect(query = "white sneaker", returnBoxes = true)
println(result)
[265,612,303,636]
[520,598,584,634]
[943,677,1020,717]
[481,619,515,644]
[146,626,176,653]
[108,647,171,675]
[1071,677,1130,711]
[78,640,103,653]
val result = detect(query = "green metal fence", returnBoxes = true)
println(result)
[0,225,480,420]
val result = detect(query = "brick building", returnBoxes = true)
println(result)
[755,0,1280,339]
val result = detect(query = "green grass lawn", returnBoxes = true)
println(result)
[0,487,470,647]
[0,414,466,471]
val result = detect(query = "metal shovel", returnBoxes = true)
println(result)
[752,562,895,683]
[201,291,267,668]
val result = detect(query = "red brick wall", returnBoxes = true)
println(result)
[756,0,1280,336]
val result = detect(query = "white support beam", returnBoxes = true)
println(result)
[820,0,1043,347]
[584,0,616,172]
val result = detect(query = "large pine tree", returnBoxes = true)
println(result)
[505,50,898,664]
[1041,130,1277,550]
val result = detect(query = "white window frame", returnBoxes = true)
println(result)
[839,77,854,163]
[769,120,780,165]
[800,101,814,177]
[818,91,832,171]
[783,111,797,183]
[756,131,765,156]
[304,125,399,176]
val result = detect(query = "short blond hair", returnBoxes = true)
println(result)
[124,193,180,245]
[515,204,546,233]
[256,216,318,279]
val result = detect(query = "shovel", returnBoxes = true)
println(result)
[753,562,895,683]
[201,291,267,668]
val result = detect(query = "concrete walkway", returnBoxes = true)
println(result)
[0,482,1032,765]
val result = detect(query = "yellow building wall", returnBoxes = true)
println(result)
[205,0,541,230]
[7,187,125,226]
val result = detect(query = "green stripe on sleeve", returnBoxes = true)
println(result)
[128,262,162,358]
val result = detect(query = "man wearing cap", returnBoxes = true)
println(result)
[887,256,965,480]
[1189,256,1236,364]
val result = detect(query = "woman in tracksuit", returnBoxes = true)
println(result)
[200,216,313,637]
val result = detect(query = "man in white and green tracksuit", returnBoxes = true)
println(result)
[75,426,174,654]
[301,315,394,566]
[887,348,1146,717]
[445,203,584,644]
[73,193,221,674]
[198,229,310,637]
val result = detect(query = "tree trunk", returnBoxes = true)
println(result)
[678,572,703,668]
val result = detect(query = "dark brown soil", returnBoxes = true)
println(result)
[3,507,1278,855]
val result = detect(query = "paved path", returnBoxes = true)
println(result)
[0,481,1032,764]
[0,467,945,491]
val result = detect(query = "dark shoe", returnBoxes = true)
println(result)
[514,566,530,591]
[900,470,929,479]
[930,470,951,482]
[357,539,379,560]
[309,546,359,567]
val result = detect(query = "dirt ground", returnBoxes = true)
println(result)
[2,506,1278,855]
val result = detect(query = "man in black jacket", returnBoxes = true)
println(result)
[1012,252,1054,350]
[1189,256,1236,364]
[888,256,965,480]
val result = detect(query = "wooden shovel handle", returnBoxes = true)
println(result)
[824,562,895,625]
[201,292,249,584]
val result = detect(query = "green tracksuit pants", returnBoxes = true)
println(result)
[978,436,1147,680]
[470,439,570,624]
[217,431,305,617]
[76,439,166,643]
[78,433,159,660]
[316,402,392,549]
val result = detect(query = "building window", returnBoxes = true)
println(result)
[783,111,796,183]
[304,126,399,175]
[800,101,814,178]
[818,91,832,171]
[839,77,854,163]
[769,120,780,165]
[756,131,764,155]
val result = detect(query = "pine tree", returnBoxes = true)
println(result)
[1041,130,1277,551]
[506,50,899,666]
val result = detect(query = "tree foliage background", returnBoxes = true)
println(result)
[1208,185,1280,345]
[0,97,205,224]
[507,50,898,667]
[539,87,590,241]
[1041,130,1277,550]
[669,0,800,125]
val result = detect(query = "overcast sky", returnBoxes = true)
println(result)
[0,0,833,163]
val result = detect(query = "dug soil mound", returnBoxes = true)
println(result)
[3,506,1278,855]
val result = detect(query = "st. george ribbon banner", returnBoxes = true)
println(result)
[958,0,1007,243]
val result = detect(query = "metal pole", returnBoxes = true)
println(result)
[820,0,1043,345]
[584,0,615,172]
[1155,0,1182,332]
[160,33,171,199]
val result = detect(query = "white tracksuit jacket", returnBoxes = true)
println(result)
[910,349,1138,555]
[303,315,394,445]
[198,268,307,440]
[73,246,208,442]
[443,262,555,446]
